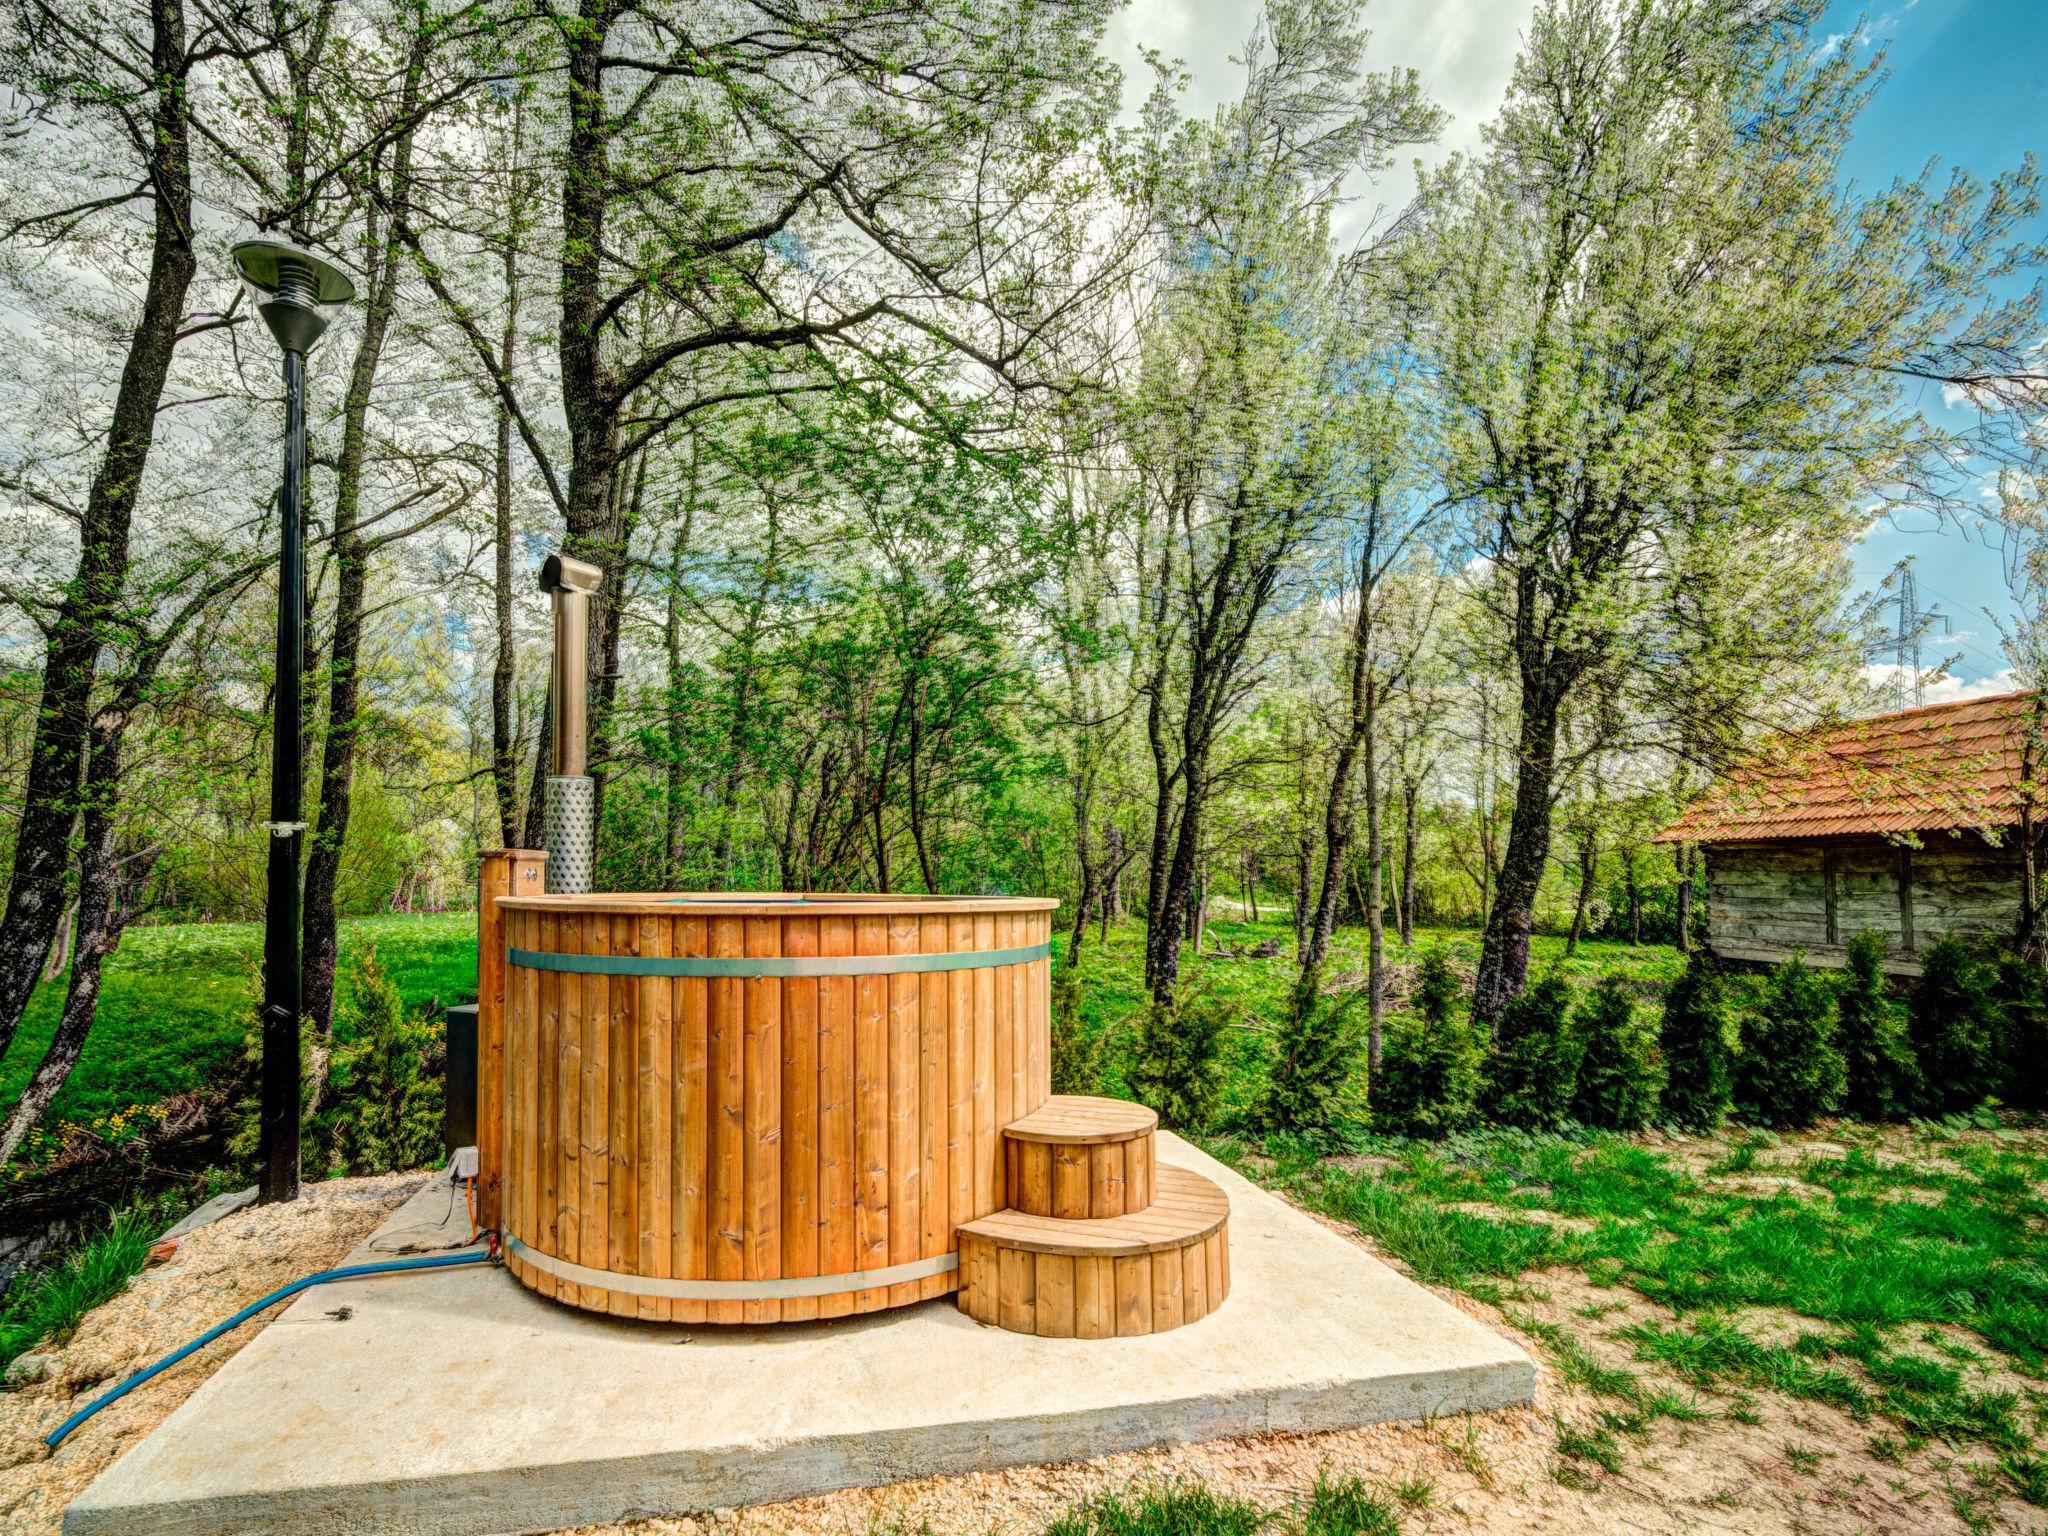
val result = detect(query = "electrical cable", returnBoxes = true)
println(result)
[45,1248,495,1451]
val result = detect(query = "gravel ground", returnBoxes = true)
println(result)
[6,1142,2036,1536]
[0,1173,422,1536]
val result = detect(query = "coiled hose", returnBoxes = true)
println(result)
[46,1249,495,1449]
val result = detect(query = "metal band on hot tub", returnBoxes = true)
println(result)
[502,1237,958,1300]
[505,941,1050,978]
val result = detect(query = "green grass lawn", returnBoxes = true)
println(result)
[1216,1118,2048,1517]
[3,912,477,1132]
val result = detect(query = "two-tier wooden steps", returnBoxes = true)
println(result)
[956,1095,1230,1337]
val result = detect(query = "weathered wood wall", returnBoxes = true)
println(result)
[1703,831,2020,972]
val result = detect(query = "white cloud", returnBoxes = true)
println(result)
[1860,662,2022,709]
[1104,0,1540,239]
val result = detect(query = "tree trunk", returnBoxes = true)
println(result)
[0,0,193,1057]
[1565,827,1598,958]
[1472,689,1564,1026]
[1355,745,1384,1068]
[1673,843,1693,953]
[0,718,147,1165]
[1146,747,1205,1006]
[1399,770,1420,947]
[39,902,76,985]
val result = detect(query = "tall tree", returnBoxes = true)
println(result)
[1419,0,2044,1022]
[0,0,204,1056]
[1130,0,1438,1006]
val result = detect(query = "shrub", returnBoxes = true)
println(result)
[1908,936,2002,1114]
[1570,976,1665,1130]
[1483,974,1582,1132]
[1256,979,1363,1135]
[1127,989,1227,1131]
[321,948,444,1175]
[1050,969,1104,1095]
[1372,948,1483,1137]
[0,1189,186,1370]
[1992,951,2048,1108]
[1735,955,1844,1128]
[1659,955,1734,1129]
[1835,930,1920,1119]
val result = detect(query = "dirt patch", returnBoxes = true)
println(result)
[0,1173,423,1535]
[1446,1203,1598,1234]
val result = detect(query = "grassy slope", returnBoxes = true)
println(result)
[2,912,476,1130]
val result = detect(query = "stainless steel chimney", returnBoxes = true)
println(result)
[540,553,603,894]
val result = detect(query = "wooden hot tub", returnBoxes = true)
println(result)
[474,869,1055,1322]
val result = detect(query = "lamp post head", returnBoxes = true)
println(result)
[231,238,355,355]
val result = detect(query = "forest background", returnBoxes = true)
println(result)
[0,0,2043,1174]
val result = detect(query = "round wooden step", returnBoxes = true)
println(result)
[956,1165,1230,1337]
[1003,1095,1159,1218]
[1002,1094,1157,1144]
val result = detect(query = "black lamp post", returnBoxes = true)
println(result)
[231,238,355,1205]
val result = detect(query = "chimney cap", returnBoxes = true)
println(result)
[540,553,603,595]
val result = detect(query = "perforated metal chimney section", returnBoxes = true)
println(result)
[543,776,596,896]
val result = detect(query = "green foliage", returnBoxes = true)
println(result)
[7,913,474,1136]
[0,1188,186,1369]
[319,948,445,1176]
[1127,989,1228,1132]
[1835,931,1920,1120]
[1042,1484,1269,1536]
[1570,977,1665,1131]
[1050,968,1105,1096]
[1371,948,1483,1137]
[1908,937,2002,1115]
[1482,975,1582,1132]
[1992,953,2048,1108]
[1256,980,1363,1135]
[1299,1473,1402,1536]
[1659,956,1733,1130]
[1735,956,1844,1128]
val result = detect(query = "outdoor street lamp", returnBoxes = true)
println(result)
[231,238,355,1206]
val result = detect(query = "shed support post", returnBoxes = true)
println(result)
[1822,846,1839,948]
[1896,845,1916,955]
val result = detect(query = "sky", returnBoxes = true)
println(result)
[1101,0,2048,704]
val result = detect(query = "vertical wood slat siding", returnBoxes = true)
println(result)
[499,900,1051,1320]
[887,912,921,1309]
[474,850,544,1232]
[638,915,672,1322]
[532,910,558,1302]
[954,1224,1231,1340]
[817,916,856,1319]
[853,914,890,1313]
[578,917,609,1312]
[709,916,745,1324]
[781,917,820,1323]
[744,916,781,1324]
[673,914,709,1325]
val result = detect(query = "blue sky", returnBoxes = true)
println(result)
[1820,0,2048,694]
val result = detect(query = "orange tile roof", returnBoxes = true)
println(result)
[1655,691,2042,844]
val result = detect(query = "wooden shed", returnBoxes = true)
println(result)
[1655,692,2040,975]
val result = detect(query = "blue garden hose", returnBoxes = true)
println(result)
[45,1249,494,1449]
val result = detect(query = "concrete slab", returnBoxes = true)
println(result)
[65,1136,1533,1536]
